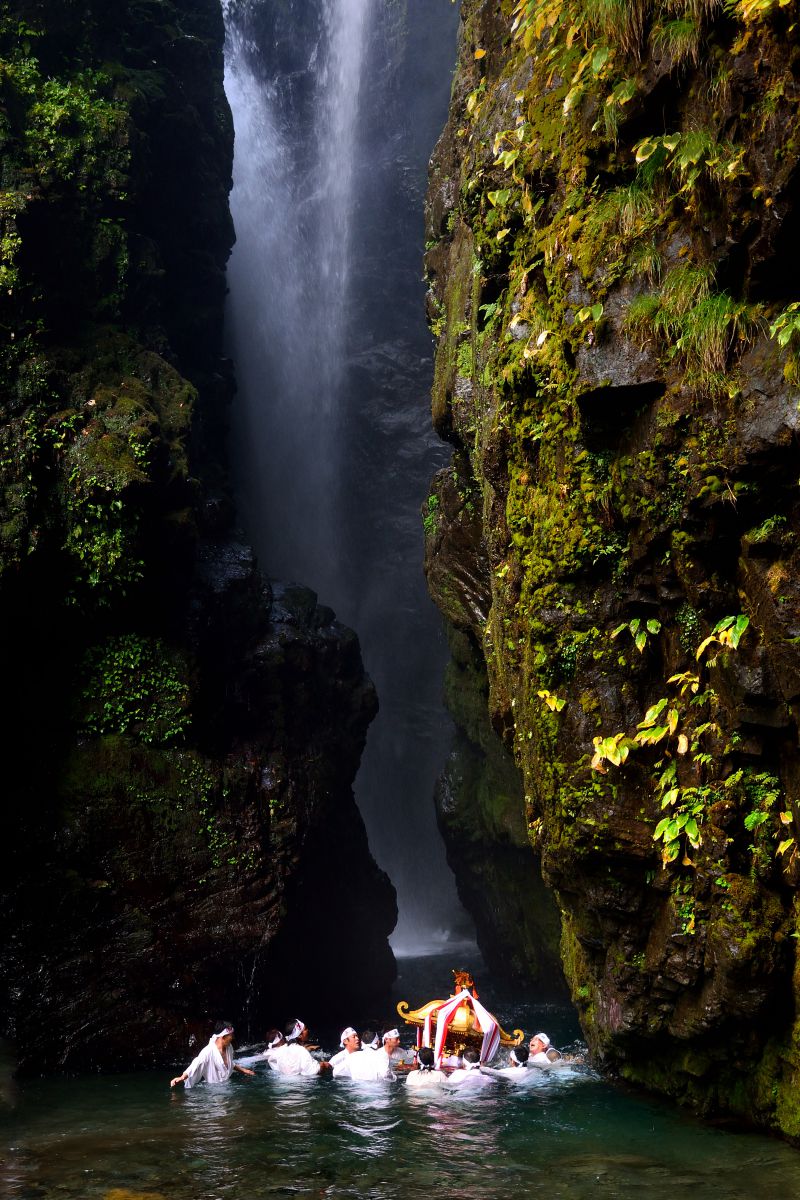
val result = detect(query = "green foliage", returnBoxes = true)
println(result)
[423,493,440,534]
[652,17,700,65]
[611,616,661,653]
[80,634,191,745]
[592,615,752,866]
[626,265,760,393]
[768,302,800,381]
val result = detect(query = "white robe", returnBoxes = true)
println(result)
[480,1064,530,1082]
[183,1035,234,1088]
[446,1065,493,1089]
[406,1068,447,1088]
[529,1051,552,1066]
[333,1049,388,1081]
[372,1047,396,1081]
[265,1042,320,1077]
[328,1049,348,1071]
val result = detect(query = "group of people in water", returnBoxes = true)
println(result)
[169,1019,565,1090]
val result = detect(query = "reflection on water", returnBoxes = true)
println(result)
[4,1051,800,1198]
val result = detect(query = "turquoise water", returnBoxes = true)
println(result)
[4,958,800,1199]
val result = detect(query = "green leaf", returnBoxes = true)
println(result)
[729,614,750,648]
[778,837,795,856]
[611,622,627,639]
[592,46,609,74]
[695,633,717,660]
[590,302,604,321]
[661,788,680,809]
[635,137,659,163]
[685,818,700,845]
[639,698,668,728]
[634,630,647,652]
[744,810,769,831]
[646,619,661,635]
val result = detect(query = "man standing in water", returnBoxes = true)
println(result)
[170,1022,255,1088]
[332,1026,388,1081]
[263,1027,324,1076]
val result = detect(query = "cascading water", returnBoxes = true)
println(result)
[223,0,472,952]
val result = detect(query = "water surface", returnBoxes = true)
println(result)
[5,957,800,1199]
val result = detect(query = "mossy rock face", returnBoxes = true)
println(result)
[0,0,396,1070]
[426,0,800,1136]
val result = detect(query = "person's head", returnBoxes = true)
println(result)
[266,1028,285,1050]
[340,1026,360,1052]
[530,1032,551,1055]
[463,1047,479,1067]
[213,1021,235,1047]
[285,1018,307,1044]
[418,1046,435,1071]
[382,1028,401,1055]
[510,1045,529,1066]
[361,1028,378,1050]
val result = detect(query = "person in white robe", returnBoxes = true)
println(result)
[445,1048,493,1089]
[263,1029,320,1077]
[332,1026,389,1081]
[405,1045,446,1089]
[529,1032,557,1066]
[170,1023,255,1088]
[372,1028,402,1080]
[480,1045,532,1081]
[329,1026,359,1074]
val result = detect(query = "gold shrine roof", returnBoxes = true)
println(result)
[396,971,524,1047]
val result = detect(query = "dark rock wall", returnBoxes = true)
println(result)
[425,0,800,1136]
[0,0,395,1073]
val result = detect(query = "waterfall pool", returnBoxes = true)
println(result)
[4,956,800,1199]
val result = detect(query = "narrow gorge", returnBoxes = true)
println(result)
[3,1,800,1193]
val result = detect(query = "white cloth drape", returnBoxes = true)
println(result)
[428,989,501,1067]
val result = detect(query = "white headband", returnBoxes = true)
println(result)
[510,1050,522,1064]
[533,1032,550,1048]
[288,1019,305,1042]
[340,1026,358,1046]
[268,1032,284,1048]
[382,1029,400,1041]
[215,1027,234,1039]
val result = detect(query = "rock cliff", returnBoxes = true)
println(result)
[426,0,800,1135]
[0,0,395,1073]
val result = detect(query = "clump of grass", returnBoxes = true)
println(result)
[652,17,701,65]
[624,263,761,393]
[585,183,659,259]
[627,239,663,283]
[577,0,650,57]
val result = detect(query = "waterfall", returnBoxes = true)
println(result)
[223,0,471,953]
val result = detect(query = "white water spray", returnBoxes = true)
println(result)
[223,0,472,952]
